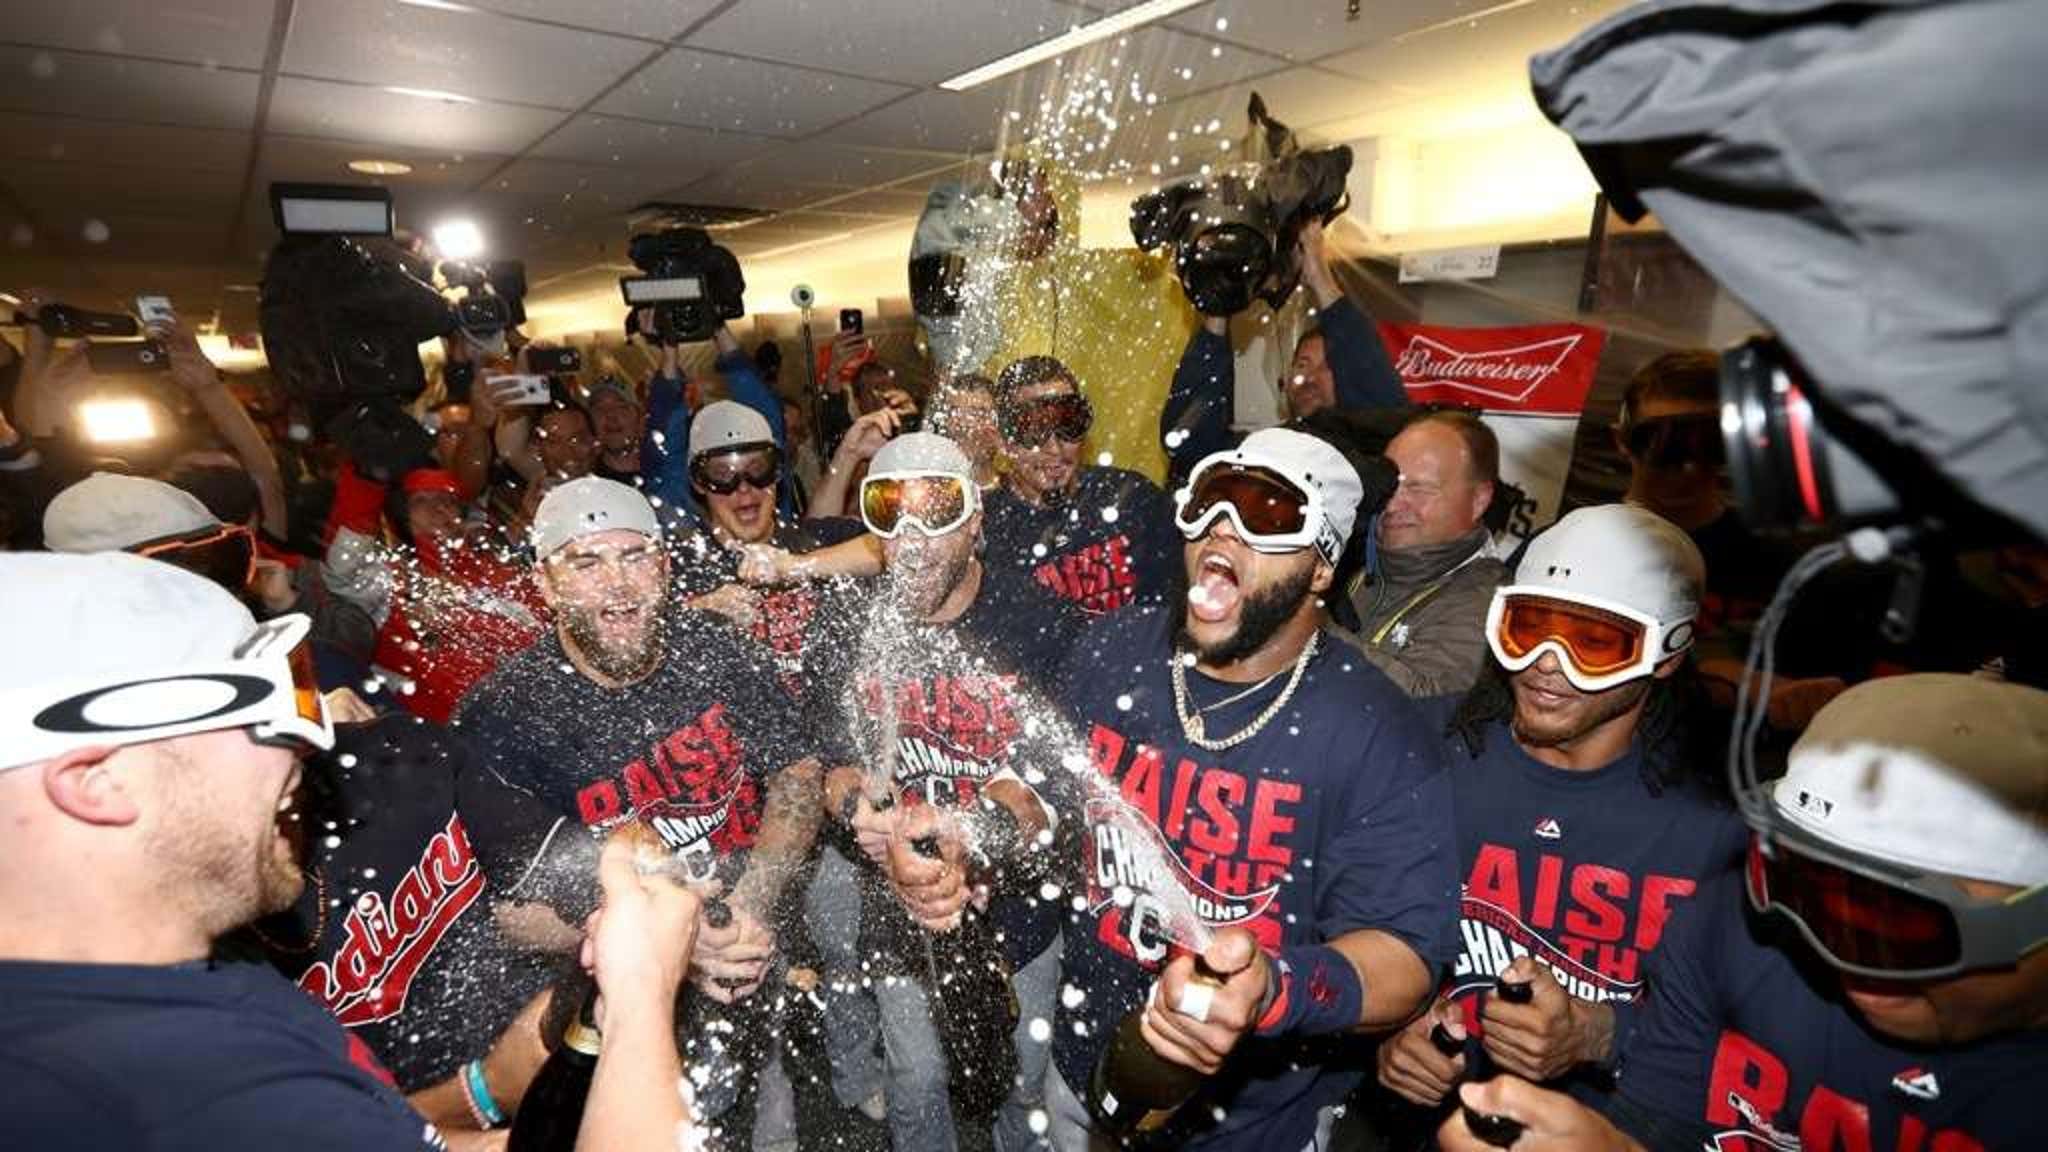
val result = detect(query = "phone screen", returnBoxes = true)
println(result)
[840,309,863,335]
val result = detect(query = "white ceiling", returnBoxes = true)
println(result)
[0,0,1621,323]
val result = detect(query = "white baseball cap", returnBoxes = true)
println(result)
[531,476,661,560]
[688,401,776,462]
[1776,674,2048,887]
[0,552,331,769]
[44,472,221,554]
[870,431,973,480]
[1177,428,1365,565]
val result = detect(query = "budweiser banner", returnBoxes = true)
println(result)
[1376,322,1608,545]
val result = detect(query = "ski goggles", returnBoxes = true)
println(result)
[132,522,256,595]
[998,393,1093,448]
[691,445,781,495]
[1485,586,1690,692]
[1744,815,2048,981]
[0,613,333,771]
[860,470,977,538]
[1174,455,1338,563]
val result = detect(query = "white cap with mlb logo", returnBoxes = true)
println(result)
[531,476,661,560]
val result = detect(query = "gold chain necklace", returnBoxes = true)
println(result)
[1170,632,1321,751]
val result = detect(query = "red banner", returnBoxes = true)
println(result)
[1375,322,1607,416]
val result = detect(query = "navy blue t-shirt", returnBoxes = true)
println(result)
[1606,874,2048,1152]
[1052,607,1460,1151]
[981,466,1181,617]
[828,561,1088,968]
[1,958,442,1151]
[1420,701,1746,1099]
[254,713,553,1092]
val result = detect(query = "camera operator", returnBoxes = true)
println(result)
[1161,220,1406,481]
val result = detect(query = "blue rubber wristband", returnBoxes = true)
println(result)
[1255,944,1365,1038]
[463,1058,505,1128]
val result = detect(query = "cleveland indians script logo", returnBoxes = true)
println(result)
[299,813,486,1027]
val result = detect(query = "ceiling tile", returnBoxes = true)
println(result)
[832,86,1011,153]
[283,0,654,111]
[687,0,1087,88]
[1095,24,1287,103]
[462,0,724,41]
[16,211,232,264]
[0,47,260,129]
[3,0,277,71]
[0,113,249,172]
[1165,0,1510,64]
[594,47,910,138]
[663,170,846,214]
[477,159,685,224]
[729,144,957,189]
[529,115,775,178]
[257,134,507,188]
[267,77,563,154]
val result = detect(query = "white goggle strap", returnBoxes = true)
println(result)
[0,614,331,770]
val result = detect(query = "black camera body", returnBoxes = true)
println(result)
[259,235,452,479]
[619,228,745,345]
[439,258,528,337]
[1131,145,1352,317]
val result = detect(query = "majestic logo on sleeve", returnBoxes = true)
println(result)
[572,702,761,874]
[1083,723,1294,967]
[299,813,486,1027]
[1032,533,1136,615]
[1449,844,1700,1003]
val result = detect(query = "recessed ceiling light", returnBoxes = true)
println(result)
[384,86,477,105]
[348,159,414,176]
[939,0,1209,92]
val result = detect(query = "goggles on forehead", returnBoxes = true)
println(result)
[1744,815,2048,981]
[691,445,781,495]
[860,471,977,539]
[998,393,1093,447]
[0,613,333,771]
[1485,586,1690,692]
[1173,455,1338,564]
[133,523,257,596]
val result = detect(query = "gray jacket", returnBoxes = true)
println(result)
[1345,528,1506,698]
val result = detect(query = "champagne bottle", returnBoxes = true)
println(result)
[508,986,601,1152]
[1086,965,1222,1135]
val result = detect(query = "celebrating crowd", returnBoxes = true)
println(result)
[4,8,2046,1152]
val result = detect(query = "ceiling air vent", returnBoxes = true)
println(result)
[625,201,775,232]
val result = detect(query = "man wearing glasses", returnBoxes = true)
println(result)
[982,355,1182,618]
[1045,427,1458,1151]
[0,553,703,1150]
[1438,673,2048,1152]
[1372,505,1745,1137]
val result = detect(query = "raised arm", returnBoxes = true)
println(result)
[162,318,288,537]
[1162,314,1235,483]
[1298,221,1405,411]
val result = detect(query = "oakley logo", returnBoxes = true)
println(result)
[34,674,276,735]
[1664,621,1695,654]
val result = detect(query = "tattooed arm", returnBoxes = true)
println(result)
[728,756,826,922]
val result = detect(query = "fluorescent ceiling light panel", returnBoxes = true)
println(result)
[940,0,1209,92]
[384,86,478,104]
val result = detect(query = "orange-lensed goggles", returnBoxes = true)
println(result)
[860,471,976,538]
[1485,587,1678,691]
[133,523,256,596]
